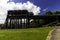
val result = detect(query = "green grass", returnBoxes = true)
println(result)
[0,27,53,40]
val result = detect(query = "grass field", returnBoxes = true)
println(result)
[0,27,53,40]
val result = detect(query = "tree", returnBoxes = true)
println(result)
[45,11,60,15]
[53,11,60,15]
[45,11,53,15]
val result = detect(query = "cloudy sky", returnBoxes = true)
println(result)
[0,0,60,24]
[12,0,60,14]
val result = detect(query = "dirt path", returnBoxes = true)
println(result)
[51,28,60,40]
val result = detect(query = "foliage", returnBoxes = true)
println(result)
[45,11,53,15]
[45,11,60,15]
[44,11,60,26]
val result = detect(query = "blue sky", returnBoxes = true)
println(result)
[10,0,60,15]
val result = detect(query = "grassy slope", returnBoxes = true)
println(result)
[0,27,53,40]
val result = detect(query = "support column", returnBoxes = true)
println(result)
[15,19,17,29]
[27,18,30,28]
[19,19,20,28]
[33,19,36,27]
[26,18,28,28]
[20,18,22,28]
[11,19,12,29]
[37,19,40,27]
[14,19,16,27]
[13,19,14,28]
[12,19,14,28]
[24,19,25,28]
[16,19,18,28]
[10,18,12,29]
[18,19,19,28]
[6,18,8,29]
[10,18,11,29]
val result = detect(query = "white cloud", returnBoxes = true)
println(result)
[0,0,41,24]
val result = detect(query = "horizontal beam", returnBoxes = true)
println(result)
[7,15,60,19]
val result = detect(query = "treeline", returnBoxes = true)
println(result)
[44,11,60,15]
[30,11,60,27]
[44,11,60,26]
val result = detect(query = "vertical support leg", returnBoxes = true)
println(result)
[12,19,14,28]
[16,19,18,28]
[10,19,12,28]
[28,19,30,28]
[19,19,20,28]
[33,19,36,27]
[24,19,25,28]
[18,19,19,28]
[20,18,22,28]
[26,18,28,28]
[15,19,17,29]
[11,19,12,29]
[6,18,8,29]
[38,19,40,27]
